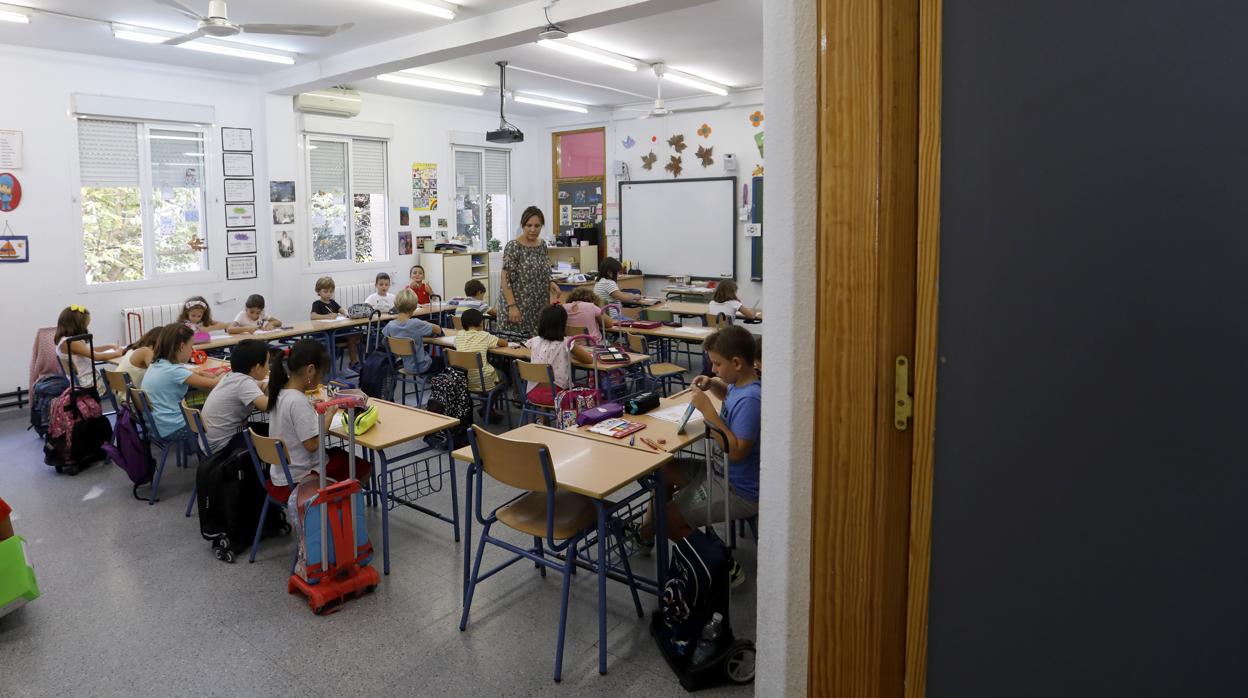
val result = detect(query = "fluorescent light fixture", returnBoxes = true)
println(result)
[536,39,637,72]
[661,69,729,96]
[514,93,588,114]
[377,72,484,96]
[112,24,296,64]
[377,0,456,20]
[0,7,30,23]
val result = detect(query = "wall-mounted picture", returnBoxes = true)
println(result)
[419,214,432,228]
[221,127,253,152]
[416,235,432,252]
[224,178,254,203]
[277,230,294,258]
[225,204,255,228]
[269,180,295,202]
[223,152,253,177]
[272,203,295,225]
[226,254,257,280]
[227,228,257,255]
[437,217,448,228]
[0,234,29,263]
[399,206,410,226]
[398,230,412,255]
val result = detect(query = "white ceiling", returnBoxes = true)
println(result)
[0,0,531,73]
[354,0,763,115]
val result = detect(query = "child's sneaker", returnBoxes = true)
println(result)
[729,561,745,589]
[623,521,654,556]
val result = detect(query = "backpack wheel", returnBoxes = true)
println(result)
[214,547,235,563]
[724,643,756,684]
[280,522,292,535]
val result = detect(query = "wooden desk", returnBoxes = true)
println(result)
[572,388,722,453]
[194,304,449,351]
[429,329,652,369]
[554,273,644,302]
[329,397,461,576]
[662,285,717,300]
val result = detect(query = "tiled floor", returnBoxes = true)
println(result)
[0,405,757,697]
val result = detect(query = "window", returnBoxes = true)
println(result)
[551,128,605,244]
[454,146,510,249]
[78,119,208,285]
[307,136,388,264]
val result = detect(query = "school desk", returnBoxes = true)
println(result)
[452,423,672,675]
[571,388,722,453]
[661,285,717,301]
[328,398,460,576]
[192,304,448,351]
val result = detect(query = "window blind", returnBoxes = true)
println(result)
[483,149,509,196]
[455,150,482,192]
[350,139,386,194]
[78,119,139,187]
[309,140,347,192]
[150,128,204,188]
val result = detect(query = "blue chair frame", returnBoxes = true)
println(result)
[386,335,427,406]
[128,387,201,506]
[179,401,215,517]
[445,349,513,430]
[513,360,560,425]
[243,428,300,568]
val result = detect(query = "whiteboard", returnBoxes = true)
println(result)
[619,177,737,279]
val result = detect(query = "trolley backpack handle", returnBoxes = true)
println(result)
[63,333,99,396]
[702,423,732,537]
[314,395,368,414]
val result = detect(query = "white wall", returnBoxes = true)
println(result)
[0,45,269,392]
[264,91,543,325]
[538,94,765,298]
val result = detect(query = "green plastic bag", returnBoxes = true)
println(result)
[0,535,40,617]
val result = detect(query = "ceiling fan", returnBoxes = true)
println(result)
[622,64,730,119]
[154,0,353,45]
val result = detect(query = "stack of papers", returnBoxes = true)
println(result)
[669,326,714,337]
[649,403,704,426]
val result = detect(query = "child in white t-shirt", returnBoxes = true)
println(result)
[706,280,760,321]
[229,294,282,335]
[365,272,396,313]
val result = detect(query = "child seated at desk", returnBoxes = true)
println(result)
[453,309,506,391]
[54,305,123,389]
[628,325,760,587]
[265,339,372,500]
[200,339,270,453]
[707,280,760,321]
[112,327,161,398]
[309,276,360,365]
[524,304,593,406]
[229,294,282,335]
[454,279,494,317]
[382,288,444,375]
[179,296,229,333]
[408,264,434,305]
[365,272,395,313]
[563,288,614,342]
[142,324,221,441]
[594,257,643,305]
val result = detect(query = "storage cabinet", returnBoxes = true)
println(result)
[420,250,490,301]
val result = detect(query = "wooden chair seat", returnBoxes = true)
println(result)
[649,362,686,378]
[497,490,597,540]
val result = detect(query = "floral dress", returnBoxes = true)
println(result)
[499,239,550,337]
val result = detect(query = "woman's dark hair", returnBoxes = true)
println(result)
[599,257,623,281]
[536,304,569,342]
[245,294,266,309]
[153,324,193,363]
[712,280,739,304]
[177,295,214,325]
[461,308,485,329]
[230,339,269,374]
[125,326,163,353]
[55,306,91,345]
[266,339,328,411]
[520,206,545,229]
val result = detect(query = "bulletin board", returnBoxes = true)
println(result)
[554,179,605,239]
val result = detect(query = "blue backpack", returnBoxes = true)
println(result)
[356,311,395,400]
[29,374,69,438]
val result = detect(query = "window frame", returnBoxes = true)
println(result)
[453,145,512,245]
[73,118,215,292]
[303,133,390,272]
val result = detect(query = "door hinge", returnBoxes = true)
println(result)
[894,355,913,431]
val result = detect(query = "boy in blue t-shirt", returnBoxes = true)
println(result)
[628,325,760,587]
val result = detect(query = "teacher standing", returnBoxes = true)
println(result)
[499,206,561,337]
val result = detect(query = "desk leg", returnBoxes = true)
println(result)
[446,435,460,543]
[380,450,391,576]
[655,467,668,594]
[463,463,474,598]
[595,500,609,675]
[325,329,339,380]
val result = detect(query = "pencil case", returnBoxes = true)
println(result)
[625,392,660,415]
[576,402,624,426]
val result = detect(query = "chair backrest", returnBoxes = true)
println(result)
[128,386,154,430]
[566,325,588,337]
[445,349,488,390]
[180,400,213,454]
[452,315,464,330]
[387,335,416,357]
[642,309,674,323]
[56,354,74,384]
[625,333,647,354]
[245,427,294,488]
[515,360,556,390]
[706,312,733,329]
[469,427,555,492]
[101,368,132,397]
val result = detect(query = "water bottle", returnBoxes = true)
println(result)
[691,612,725,665]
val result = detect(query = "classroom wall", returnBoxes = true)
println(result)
[538,96,765,300]
[0,45,269,392]
[263,92,543,324]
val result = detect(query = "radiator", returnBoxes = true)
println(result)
[121,303,185,344]
[336,282,373,308]
[488,269,502,305]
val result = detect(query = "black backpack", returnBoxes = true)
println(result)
[424,367,473,449]
[29,374,69,438]
[356,311,396,400]
[195,428,290,563]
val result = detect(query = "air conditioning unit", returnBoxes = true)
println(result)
[294,88,361,118]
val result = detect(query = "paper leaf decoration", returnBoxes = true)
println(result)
[697,123,712,138]
[752,164,765,177]
[188,234,207,252]
[641,151,657,171]
[621,135,636,149]
[696,145,714,168]
[749,110,764,127]
[665,155,683,177]
[651,136,658,143]
[667,134,687,153]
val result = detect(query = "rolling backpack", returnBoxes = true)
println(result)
[423,367,473,449]
[100,404,155,499]
[29,374,69,438]
[43,386,111,475]
[196,429,289,563]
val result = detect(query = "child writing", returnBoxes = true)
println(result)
[365,272,395,313]
[707,280,761,321]
[408,265,434,305]
[309,276,360,364]
[454,279,494,318]
[523,304,593,406]
[229,294,282,335]
[628,325,760,586]
[265,338,373,498]
[54,305,123,389]
[141,324,222,441]
[381,288,444,375]
[179,296,229,333]
[200,339,270,454]
[111,327,161,399]
[593,257,643,305]
[453,309,507,392]
[563,287,615,342]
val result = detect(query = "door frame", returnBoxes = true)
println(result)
[808,0,941,694]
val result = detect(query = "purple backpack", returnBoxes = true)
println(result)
[101,405,156,500]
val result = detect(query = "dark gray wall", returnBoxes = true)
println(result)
[930,3,1248,696]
